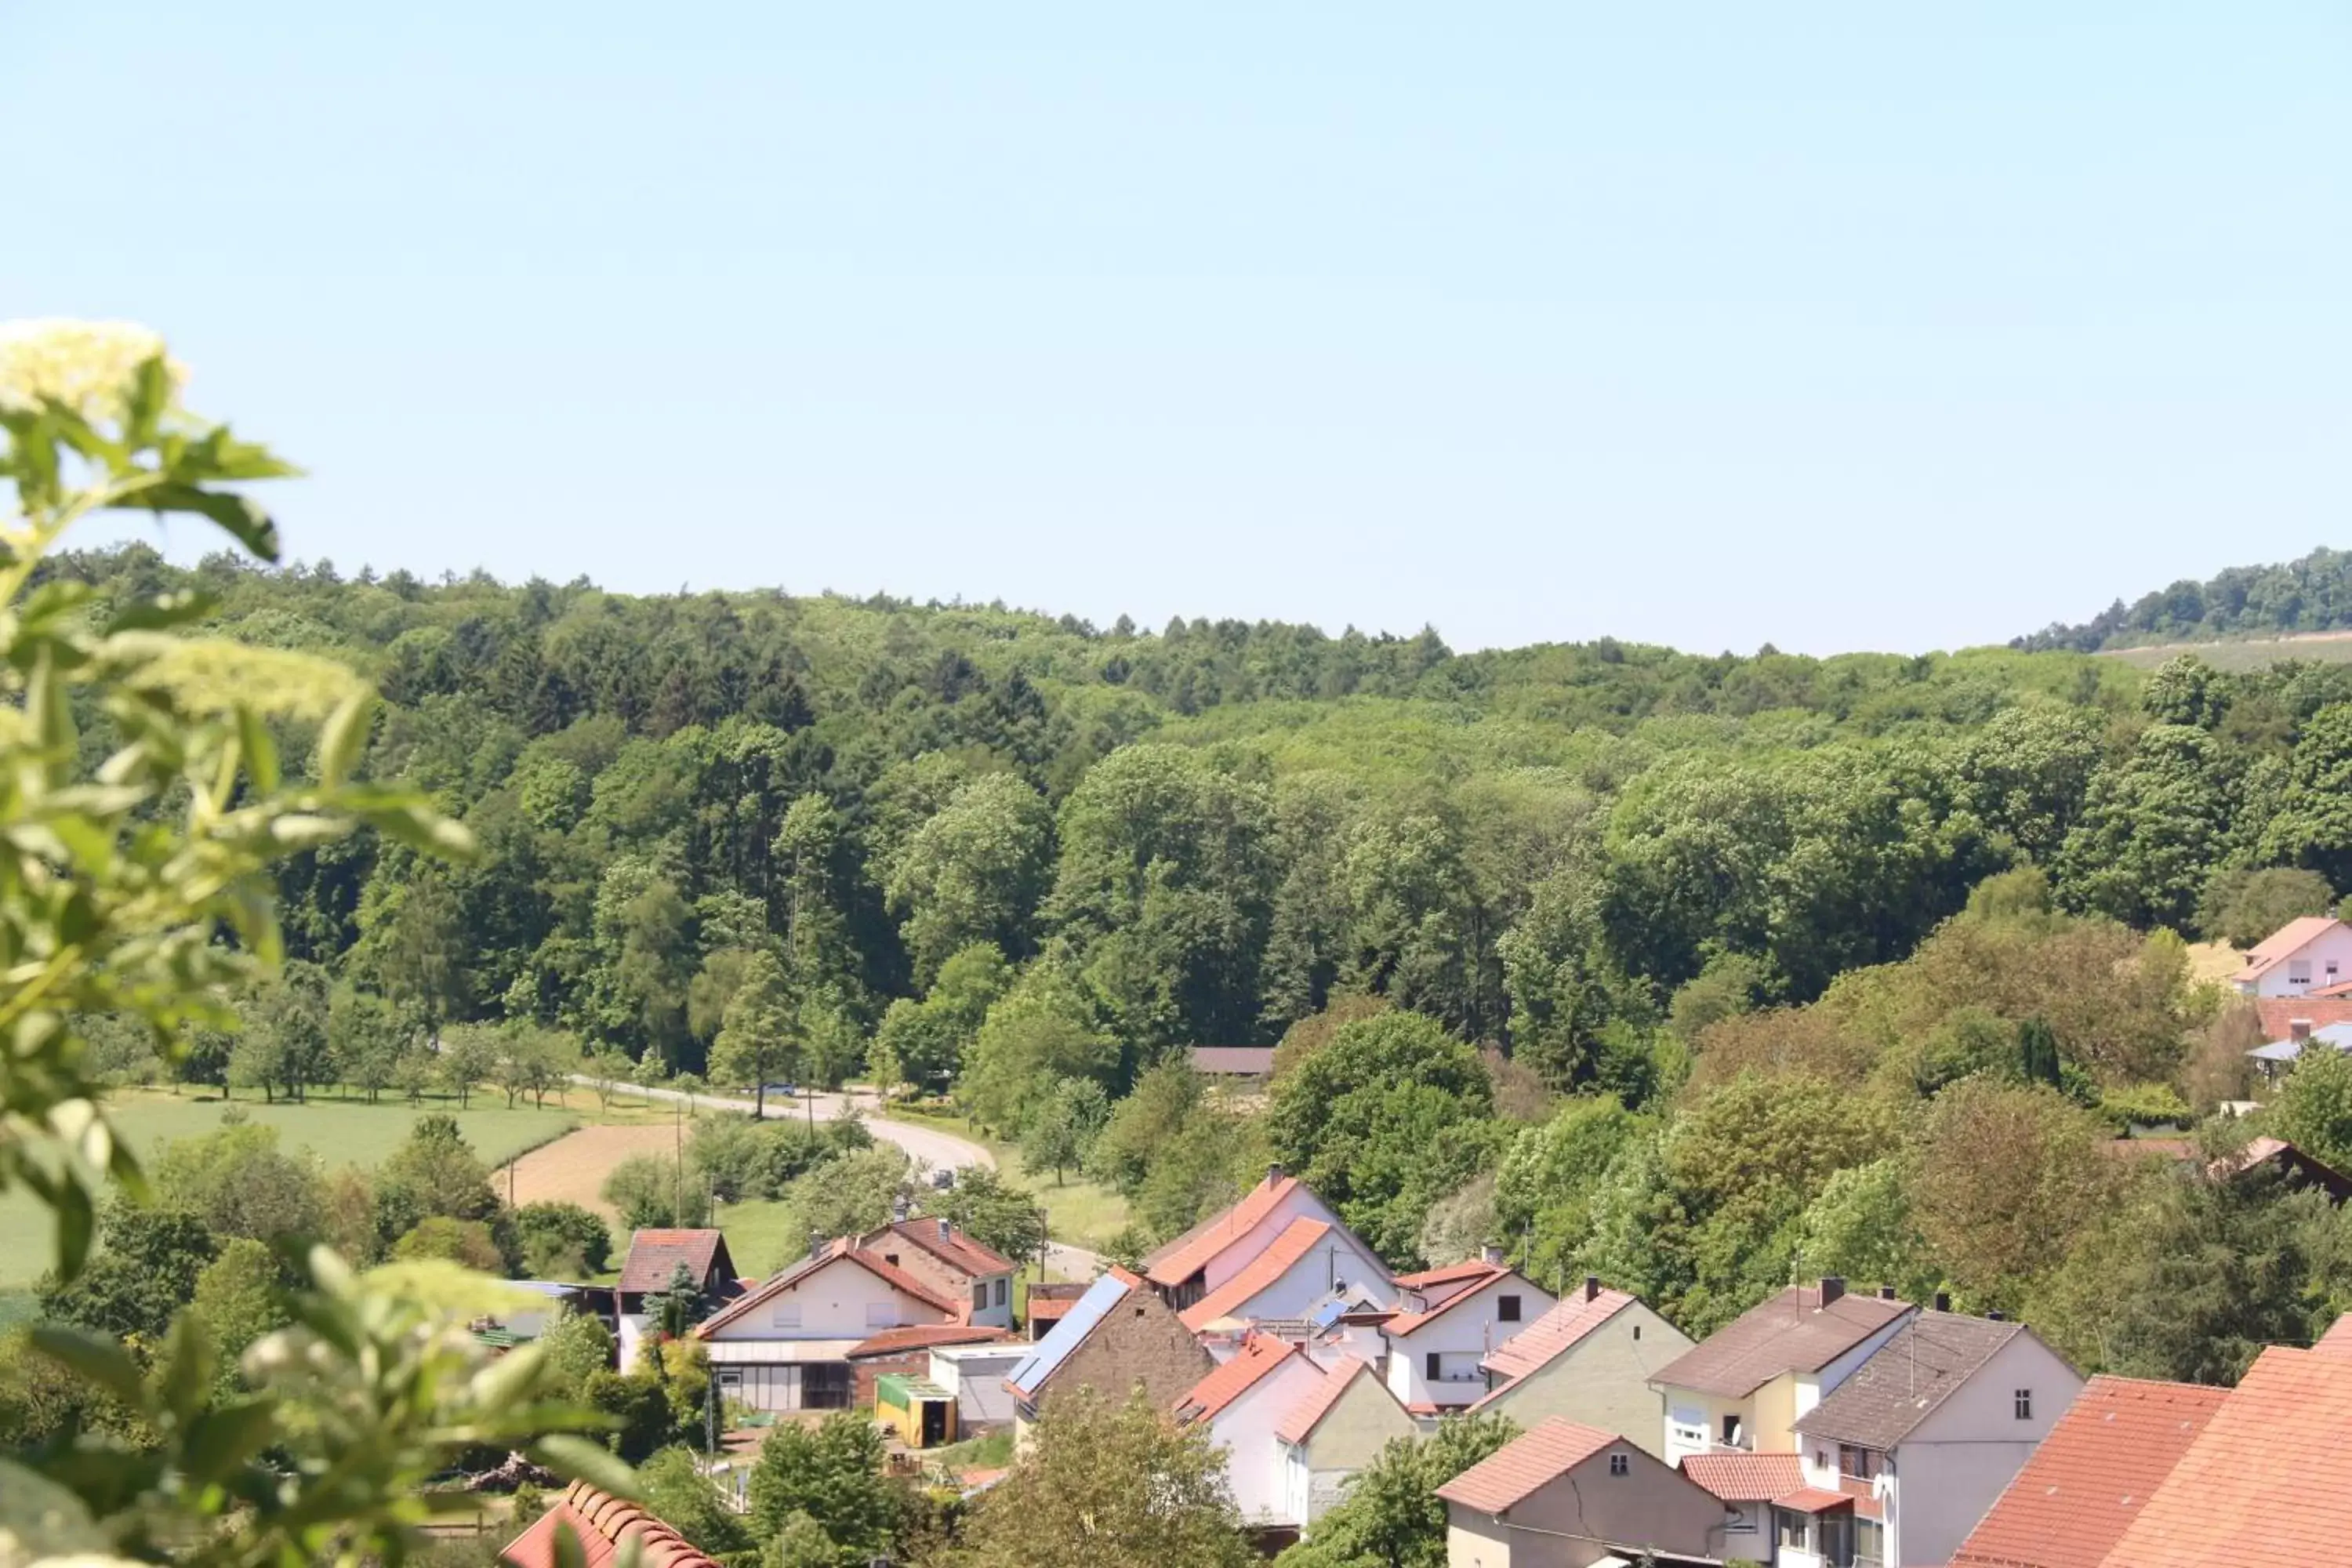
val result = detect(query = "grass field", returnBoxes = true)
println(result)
[0,1089,581,1289]
[890,1106,1132,1254]
[2101,633,2352,672]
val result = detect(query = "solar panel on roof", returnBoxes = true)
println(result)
[1310,1299,1348,1330]
[1007,1272,1131,1392]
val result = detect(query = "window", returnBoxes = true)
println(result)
[771,1301,802,1330]
[802,1363,851,1410]
[1608,1453,1628,1476]
[884,1253,900,1266]
[1497,1294,1522,1323]
[866,1301,898,1329]
[1669,1408,1706,1453]
[1425,1352,1441,1381]
[1856,1517,1887,1568]
[1777,1511,1810,1551]
[972,1283,988,1311]
[1721,1413,1744,1447]
[994,1279,1008,1306]
[1820,1513,1855,1564]
[2014,1388,2033,1420]
[1632,1324,1641,1341]
[1839,1446,1882,1482]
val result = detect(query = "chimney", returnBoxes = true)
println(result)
[808,1231,825,1261]
[1481,1244,1506,1268]
[1584,1274,1602,1303]
[1819,1276,1845,1307]
[890,1194,909,1224]
[2292,1019,2314,1044]
[938,1218,953,1243]
[1933,1291,1951,1312]
[1879,1283,1896,1301]
[1987,1309,2006,1322]
[1267,1163,1285,1185]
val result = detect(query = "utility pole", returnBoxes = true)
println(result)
[673,1093,684,1226]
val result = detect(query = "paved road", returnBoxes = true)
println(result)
[567,1076,994,1175]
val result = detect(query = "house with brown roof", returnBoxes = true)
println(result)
[1003,1267,1214,1443]
[2230,915,2352,996]
[1171,1331,1330,1531]
[1381,1252,1555,1419]
[615,1228,741,1372]
[503,1479,720,1568]
[691,1237,962,1412]
[1276,1356,1417,1526]
[2094,1338,2352,1566]
[855,1215,1017,1330]
[1141,1164,1393,1316]
[1788,1309,2082,1568]
[1651,1278,1914,1466]
[1439,1417,1726,1568]
[1178,1213,1390,1337]
[1469,1276,1694,1457]
[1947,1375,2229,1568]
[1190,1045,1277,1080]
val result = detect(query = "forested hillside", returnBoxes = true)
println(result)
[2016,544,2352,652]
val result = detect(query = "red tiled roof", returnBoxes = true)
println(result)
[2230,916,2343,984]
[2253,996,2352,1039]
[695,1238,960,1336]
[1478,1287,1635,1385]
[617,1229,733,1296]
[1652,1284,1912,1398]
[1395,1258,1503,1290]
[848,1323,1011,1359]
[1180,1217,1333,1331]
[1190,1046,1276,1075]
[1173,1332,1302,1424]
[502,1481,719,1568]
[1276,1356,1375,1445]
[1679,1451,1805,1503]
[1143,1174,1298,1287]
[1385,1269,1542,1339]
[1436,1418,1621,1514]
[2313,1316,2352,1359]
[1947,1375,2228,1568]
[2100,1345,2352,1566]
[1777,1486,1857,1514]
[2310,978,2352,999]
[864,1218,1014,1279]
[1027,1297,1075,1323]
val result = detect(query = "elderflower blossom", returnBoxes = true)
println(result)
[0,318,187,421]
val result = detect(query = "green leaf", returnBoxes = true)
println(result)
[157,1311,216,1421]
[236,705,281,793]
[176,1398,279,1487]
[30,1326,149,1412]
[131,481,281,561]
[552,1519,590,1568]
[51,1174,95,1281]
[316,691,376,788]
[527,1434,641,1500]
[106,588,218,634]
[123,354,175,447]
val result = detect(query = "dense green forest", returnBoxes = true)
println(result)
[2017,544,2352,652]
[38,541,2352,1372]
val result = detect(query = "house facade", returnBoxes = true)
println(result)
[1142,1166,1391,1314]
[1382,1259,1555,1417]
[1439,1418,1726,1568]
[2231,916,2352,996]
[1277,1356,1417,1527]
[1471,1279,1693,1457]
[1789,1311,2082,1568]
[614,1229,739,1371]
[1651,1279,1914,1467]
[1178,1214,1392,1336]
[692,1239,960,1411]
[1173,1333,1332,1528]
[855,1217,1017,1330]
[1004,1268,1214,1439]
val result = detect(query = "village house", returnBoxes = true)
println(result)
[1439,1417,1726,1568]
[843,1321,1011,1410]
[855,1215,1018,1330]
[928,1340,1031,1430]
[1142,1164,1395,1316]
[1172,1331,1332,1532]
[1189,1044,1276,1083]
[1651,1279,1914,1465]
[1788,1309,2082,1568]
[1947,1375,2230,1568]
[1178,1212,1392,1338]
[691,1237,962,1412]
[1379,1251,1555,1418]
[1679,1451,1820,1563]
[1003,1266,1214,1441]
[1276,1356,1417,1528]
[613,1228,740,1371]
[1469,1276,1694,1457]
[2229,915,2352,996]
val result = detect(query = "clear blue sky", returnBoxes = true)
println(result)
[8,4,2346,655]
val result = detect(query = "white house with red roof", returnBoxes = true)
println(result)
[1178,1212,1391,1338]
[855,1216,1016,1330]
[1439,1417,1726,1568]
[1380,1251,1555,1418]
[1171,1331,1332,1528]
[1142,1163,1394,1317]
[1469,1276,1694,1457]
[691,1237,964,1411]
[1276,1356,1417,1526]
[2231,916,2352,996]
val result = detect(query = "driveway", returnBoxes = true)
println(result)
[570,1076,994,1175]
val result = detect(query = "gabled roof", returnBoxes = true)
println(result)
[2313,1314,2352,1359]
[1384,1268,1542,1339]
[1478,1286,1637,1386]
[1005,1271,1134,1399]
[1179,1216,1332,1331]
[1142,1171,1299,1287]
[863,1218,1014,1279]
[502,1480,720,1568]
[848,1323,1011,1359]
[695,1238,960,1337]
[1436,1418,1622,1514]
[2100,1345,2352,1566]
[1653,1283,1911,1399]
[1795,1311,2034,1450]
[2230,916,2344,983]
[1395,1258,1503,1291]
[1172,1332,1302,1424]
[2253,996,2352,1040]
[617,1229,735,1296]
[1275,1356,1386,1445]
[1190,1046,1276,1076]
[1679,1451,1806,1503]
[1947,1375,2227,1568]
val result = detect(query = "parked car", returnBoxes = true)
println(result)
[929,1167,956,1190]
[760,1083,797,1098]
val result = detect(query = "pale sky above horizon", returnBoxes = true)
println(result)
[7,3,2347,656]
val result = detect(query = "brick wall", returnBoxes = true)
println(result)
[1038,1288,1214,1412]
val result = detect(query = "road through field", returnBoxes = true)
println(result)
[565,1077,994,1177]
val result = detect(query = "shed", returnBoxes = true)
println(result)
[931,1344,1027,1428]
[877,1373,957,1449]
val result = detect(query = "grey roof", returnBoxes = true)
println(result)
[1792,1311,2026,1450]
[2249,1022,2352,1062]
[1006,1272,1131,1397]
[1653,1284,1912,1399]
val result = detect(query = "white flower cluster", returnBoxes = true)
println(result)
[0,318,187,420]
